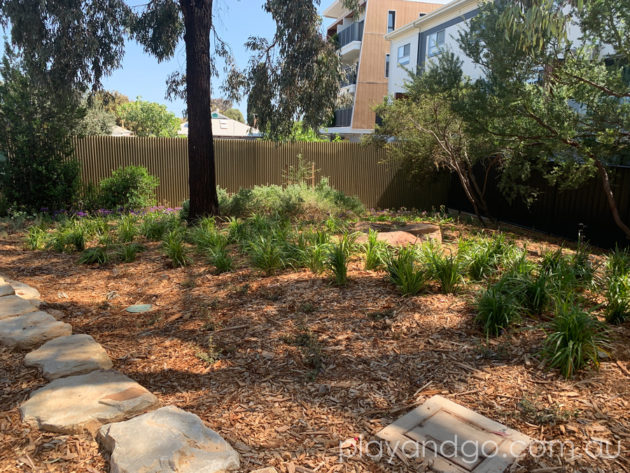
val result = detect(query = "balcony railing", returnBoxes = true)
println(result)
[338,21,364,48]
[333,108,353,127]
[341,65,358,87]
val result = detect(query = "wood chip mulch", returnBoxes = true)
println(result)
[0,222,629,473]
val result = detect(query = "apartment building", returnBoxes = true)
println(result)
[323,0,442,141]
[385,0,586,97]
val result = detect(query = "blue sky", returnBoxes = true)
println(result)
[103,0,332,119]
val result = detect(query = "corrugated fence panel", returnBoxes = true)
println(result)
[72,137,449,211]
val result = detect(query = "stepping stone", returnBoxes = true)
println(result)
[20,370,159,435]
[0,295,38,320]
[9,280,42,306]
[376,395,531,473]
[0,284,15,297]
[24,334,113,380]
[98,406,240,473]
[356,230,419,247]
[0,311,72,349]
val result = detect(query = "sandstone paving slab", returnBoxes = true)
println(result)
[401,222,442,243]
[0,295,38,320]
[0,284,15,297]
[98,406,240,473]
[9,280,41,306]
[24,334,113,380]
[0,311,72,349]
[377,395,531,473]
[20,370,159,435]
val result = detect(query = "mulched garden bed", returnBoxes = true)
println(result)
[0,219,629,473]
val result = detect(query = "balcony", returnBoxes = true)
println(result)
[333,108,353,128]
[341,65,358,87]
[338,21,364,48]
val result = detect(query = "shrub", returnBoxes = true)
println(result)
[524,271,553,315]
[385,247,427,296]
[47,224,86,253]
[141,212,179,241]
[325,233,356,286]
[363,229,388,271]
[605,245,630,279]
[98,165,159,211]
[162,229,190,267]
[541,300,608,378]
[189,217,227,252]
[78,246,109,265]
[475,285,522,337]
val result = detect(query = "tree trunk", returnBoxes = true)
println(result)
[181,0,219,220]
[453,165,486,227]
[594,159,630,239]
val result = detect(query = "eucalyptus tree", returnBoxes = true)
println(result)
[458,0,630,237]
[0,0,348,219]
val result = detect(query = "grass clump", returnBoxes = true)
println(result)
[141,212,180,241]
[117,243,145,263]
[208,246,233,274]
[325,233,356,286]
[162,229,190,267]
[247,234,287,275]
[25,226,47,250]
[475,283,522,337]
[78,246,109,265]
[385,247,427,296]
[604,246,630,324]
[423,243,463,294]
[117,215,138,243]
[363,229,388,271]
[541,300,608,378]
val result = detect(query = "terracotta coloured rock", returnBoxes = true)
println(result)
[20,370,159,435]
[98,406,240,473]
[0,295,38,320]
[356,231,419,247]
[0,311,72,349]
[0,284,15,297]
[24,334,113,380]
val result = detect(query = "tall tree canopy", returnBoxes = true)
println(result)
[0,0,347,219]
[457,0,630,236]
[117,98,181,137]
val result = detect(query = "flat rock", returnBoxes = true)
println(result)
[0,295,38,320]
[356,231,419,247]
[0,311,72,349]
[125,304,153,313]
[24,334,113,380]
[9,280,42,306]
[20,370,159,435]
[0,284,15,297]
[400,223,442,243]
[98,406,240,473]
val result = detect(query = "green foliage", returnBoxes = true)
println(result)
[25,226,47,250]
[47,223,87,253]
[222,108,244,123]
[475,284,522,337]
[605,274,630,324]
[0,49,81,212]
[140,212,179,241]
[218,179,363,220]
[78,246,109,265]
[162,229,190,267]
[117,242,144,263]
[99,166,159,211]
[116,98,180,137]
[208,246,233,274]
[188,217,227,253]
[247,234,287,275]
[75,97,116,136]
[264,122,331,142]
[542,300,608,378]
[363,229,388,271]
[385,247,427,296]
[325,233,356,286]
[423,244,463,294]
[117,215,138,243]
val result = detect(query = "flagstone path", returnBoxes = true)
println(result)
[0,274,240,473]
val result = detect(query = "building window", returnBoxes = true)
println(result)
[385,54,390,77]
[397,43,410,65]
[427,30,445,57]
[388,11,396,33]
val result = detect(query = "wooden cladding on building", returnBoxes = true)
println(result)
[72,137,450,210]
